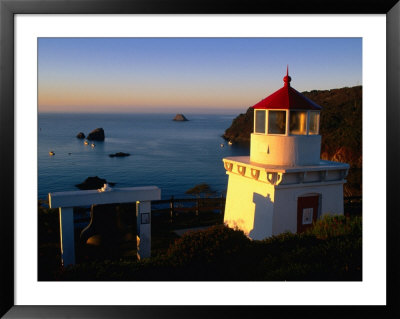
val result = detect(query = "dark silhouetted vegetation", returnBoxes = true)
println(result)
[51,215,361,281]
[185,183,216,198]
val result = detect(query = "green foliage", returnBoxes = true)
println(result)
[56,217,362,281]
[57,225,253,281]
[166,225,251,265]
[252,216,362,280]
[38,201,59,245]
[256,233,362,281]
[308,86,362,165]
[306,214,362,239]
[185,183,216,198]
[38,201,62,280]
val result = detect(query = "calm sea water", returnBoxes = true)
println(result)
[38,113,248,200]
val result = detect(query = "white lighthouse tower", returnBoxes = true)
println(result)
[223,69,349,239]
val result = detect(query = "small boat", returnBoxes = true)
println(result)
[220,144,224,148]
[228,141,233,145]
[84,140,89,145]
[91,143,95,148]
[49,151,55,156]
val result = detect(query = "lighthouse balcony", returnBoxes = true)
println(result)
[223,156,349,187]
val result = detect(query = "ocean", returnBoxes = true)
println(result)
[38,113,249,200]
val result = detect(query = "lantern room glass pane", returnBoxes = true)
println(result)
[268,111,286,135]
[289,111,307,135]
[255,110,266,134]
[309,111,320,135]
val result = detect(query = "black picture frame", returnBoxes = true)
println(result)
[1,0,399,318]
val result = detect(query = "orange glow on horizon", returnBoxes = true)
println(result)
[38,84,261,113]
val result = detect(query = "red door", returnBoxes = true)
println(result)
[297,195,319,233]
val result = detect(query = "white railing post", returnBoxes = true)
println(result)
[58,207,75,266]
[136,201,151,260]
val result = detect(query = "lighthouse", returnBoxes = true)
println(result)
[223,69,349,240]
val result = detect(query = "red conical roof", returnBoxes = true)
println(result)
[252,69,322,111]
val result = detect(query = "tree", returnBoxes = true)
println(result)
[185,183,216,198]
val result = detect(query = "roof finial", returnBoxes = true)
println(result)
[283,65,291,86]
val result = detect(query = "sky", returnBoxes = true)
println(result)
[38,38,362,114]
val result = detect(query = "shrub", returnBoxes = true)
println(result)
[161,225,254,280]
[185,183,216,198]
[254,233,361,281]
[307,214,362,239]
[38,201,62,280]
[54,218,362,281]
[166,225,251,265]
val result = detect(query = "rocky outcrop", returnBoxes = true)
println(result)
[222,107,253,145]
[75,176,115,190]
[173,114,188,121]
[109,152,130,158]
[87,128,105,141]
[76,132,85,139]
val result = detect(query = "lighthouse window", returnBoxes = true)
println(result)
[255,110,266,134]
[268,111,286,135]
[309,111,320,135]
[289,111,307,135]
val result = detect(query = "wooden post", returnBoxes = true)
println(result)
[169,195,174,222]
[136,201,151,260]
[58,207,75,266]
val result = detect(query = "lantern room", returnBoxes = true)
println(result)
[250,69,323,167]
[254,108,320,136]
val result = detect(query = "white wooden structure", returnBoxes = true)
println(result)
[48,186,161,266]
[223,70,349,239]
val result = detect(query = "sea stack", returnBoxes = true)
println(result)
[173,114,188,121]
[87,128,105,141]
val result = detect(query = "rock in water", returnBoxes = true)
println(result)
[75,176,115,190]
[173,114,188,121]
[87,128,105,141]
[76,132,85,139]
[109,152,130,158]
